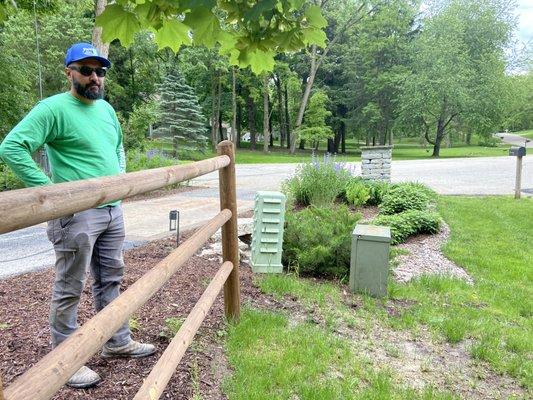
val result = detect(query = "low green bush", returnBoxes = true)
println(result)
[126,149,179,172]
[362,180,391,205]
[373,209,442,244]
[282,156,352,207]
[379,184,431,214]
[345,180,370,206]
[0,162,24,191]
[283,205,362,278]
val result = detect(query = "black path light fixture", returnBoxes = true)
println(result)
[169,210,180,246]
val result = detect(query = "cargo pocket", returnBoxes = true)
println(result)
[59,214,74,229]
[46,214,76,248]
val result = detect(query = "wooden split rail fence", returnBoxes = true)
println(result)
[0,140,241,400]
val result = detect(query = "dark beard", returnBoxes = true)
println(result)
[73,80,104,100]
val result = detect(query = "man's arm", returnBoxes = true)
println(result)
[0,103,56,187]
[112,109,126,173]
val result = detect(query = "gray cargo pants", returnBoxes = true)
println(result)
[46,205,131,348]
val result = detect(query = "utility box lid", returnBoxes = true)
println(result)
[353,225,391,243]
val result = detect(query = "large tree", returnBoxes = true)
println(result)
[340,0,416,146]
[400,0,514,157]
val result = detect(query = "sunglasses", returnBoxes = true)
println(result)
[69,65,107,77]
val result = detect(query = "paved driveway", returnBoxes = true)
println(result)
[1,155,531,279]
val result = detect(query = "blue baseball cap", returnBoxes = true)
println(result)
[64,42,111,68]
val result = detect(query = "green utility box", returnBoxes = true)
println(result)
[349,224,391,298]
[251,191,286,273]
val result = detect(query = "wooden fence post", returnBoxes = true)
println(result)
[217,140,241,321]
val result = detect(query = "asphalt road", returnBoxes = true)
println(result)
[1,155,531,279]
[494,132,532,148]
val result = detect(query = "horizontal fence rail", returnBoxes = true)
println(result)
[1,140,241,400]
[3,210,232,400]
[0,155,229,235]
[133,261,234,400]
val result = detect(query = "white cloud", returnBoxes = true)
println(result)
[516,0,533,44]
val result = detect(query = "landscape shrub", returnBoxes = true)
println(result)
[0,162,24,191]
[345,180,370,206]
[362,180,391,205]
[373,210,442,244]
[379,184,432,214]
[477,135,500,148]
[283,205,362,278]
[282,155,352,207]
[126,149,178,172]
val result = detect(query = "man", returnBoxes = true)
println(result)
[0,43,155,389]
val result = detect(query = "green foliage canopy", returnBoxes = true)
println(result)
[296,90,333,144]
[95,0,328,74]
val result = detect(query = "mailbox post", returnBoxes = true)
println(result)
[509,146,526,199]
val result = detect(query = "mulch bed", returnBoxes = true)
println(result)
[122,185,203,203]
[0,230,264,400]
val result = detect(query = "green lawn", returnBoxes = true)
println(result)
[223,196,532,397]
[145,138,511,165]
[516,129,533,139]
[391,197,532,386]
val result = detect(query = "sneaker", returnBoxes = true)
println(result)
[66,366,101,389]
[101,340,156,358]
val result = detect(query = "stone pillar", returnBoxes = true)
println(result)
[361,145,393,182]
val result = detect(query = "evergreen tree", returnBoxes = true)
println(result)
[154,71,208,151]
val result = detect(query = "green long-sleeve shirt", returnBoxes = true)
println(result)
[0,92,125,190]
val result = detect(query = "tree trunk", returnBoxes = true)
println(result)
[210,70,218,148]
[432,118,446,157]
[216,72,222,143]
[327,138,334,153]
[231,66,237,143]
[466,132,471,145]
[284,82,291,149]
[341,127,346,153]
[275,75,286,148]
[247,95,256,150]
[263,74,270,153]
[92,0,109,58]
[290,45,317,154]
[333,123,343,153]
[236,101,242,148]
[219,112,224,141]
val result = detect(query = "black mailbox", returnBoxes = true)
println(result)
[509,147,526,157]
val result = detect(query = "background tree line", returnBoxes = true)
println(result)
[0,0,531,159]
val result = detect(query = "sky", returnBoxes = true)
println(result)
[516,0,533,44]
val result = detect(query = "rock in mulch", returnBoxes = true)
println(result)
[392,223,473,284]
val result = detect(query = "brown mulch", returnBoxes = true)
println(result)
[122,185,203,203]
[0,231,264,400]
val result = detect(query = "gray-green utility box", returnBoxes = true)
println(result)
[349,224,391,298]
[251,191,286,273]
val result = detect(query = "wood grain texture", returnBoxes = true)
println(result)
[217,140,241,321]
[0,156,230,234]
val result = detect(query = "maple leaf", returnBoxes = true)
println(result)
[96,4,141,47]
[183,7,220,47]
[154,19,191,52]
[305,5,328,29]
